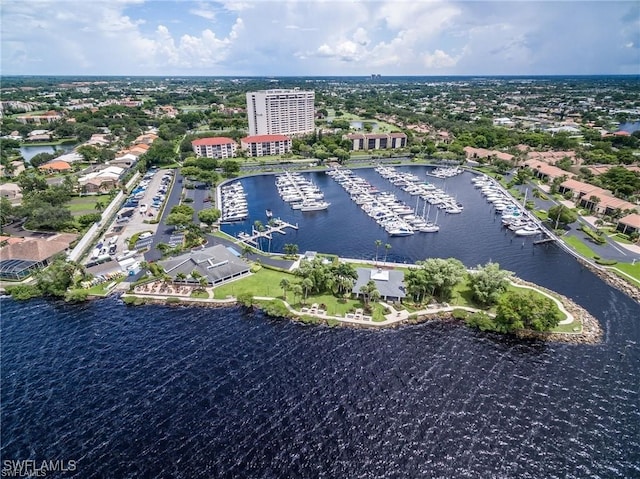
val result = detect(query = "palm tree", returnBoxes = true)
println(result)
[279,278,290,301]
[301,278,313,304]
[199,277,208,288]
[94,201,105,212]
[383,243,392,264]
[175,272,187,282]
[242,244,252,259]
[374,239,382,265]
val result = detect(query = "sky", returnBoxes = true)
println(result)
[1,0,639,76]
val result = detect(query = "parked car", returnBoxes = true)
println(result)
[140,204,148,213]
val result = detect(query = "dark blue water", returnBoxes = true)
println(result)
[2,166,640,478]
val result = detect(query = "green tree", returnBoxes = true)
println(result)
[35,258,76,297]
[374,239,382,264]
[222,159,240,177]
[469,262,514,306]
[166,212,192,229]
[383,243,392,263]
[494,291,562,332]
[197,207,221,228]
[279,278,291,301]
[548,205,578,228]
[170,204,195,217]
[417,257,466,302]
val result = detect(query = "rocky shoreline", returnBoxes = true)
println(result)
[577,257,640,303]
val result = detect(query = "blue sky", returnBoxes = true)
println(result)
[1,0,638,76]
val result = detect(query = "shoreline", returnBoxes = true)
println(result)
[119,272,603,344]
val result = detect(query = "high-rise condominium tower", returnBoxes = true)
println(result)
[246,89,315,136]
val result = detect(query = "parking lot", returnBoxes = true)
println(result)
[87,168,176,267]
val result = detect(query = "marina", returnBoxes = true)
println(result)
[220,181,248,222]
[276,171,330,212]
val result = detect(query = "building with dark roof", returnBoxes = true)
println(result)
[158,244,250,286]
[352,267,406,302]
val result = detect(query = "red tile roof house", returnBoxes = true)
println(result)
[464,147,515,163]
[37,160,72,175]
[617,213,640,236]
[559,179,638,215]
[241,135,291,157]
[192,137,237,159]
[524,159,571,182]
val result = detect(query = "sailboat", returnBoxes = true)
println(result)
[419,200,440,232]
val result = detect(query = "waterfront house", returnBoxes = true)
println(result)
[0,233,76,280]
[352,268,406,302]
[158,244,250,286]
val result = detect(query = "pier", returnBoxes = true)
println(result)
[534,237,557,245]
[237,218,298,247]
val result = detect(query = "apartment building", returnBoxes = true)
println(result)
[246,89,315,136]
[345,132,408,151]
[191,137,237,159]
[241,135,292,158]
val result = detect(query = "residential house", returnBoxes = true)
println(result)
[0,233,77,280]
[617,214,640,236]
[38,160,72,174]
[524,159,570,182]
[0,183,22,204]
[559,178,638,215]
[78,166,124,193]
[464,147,515,163]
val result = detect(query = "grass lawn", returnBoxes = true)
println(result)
[608,262,640,287]
[68,194,112,216]
[563,235,597,258]
[190,289,210,299]
[213,268,288,299]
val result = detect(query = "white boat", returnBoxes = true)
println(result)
[419,223,440,233]
[387,226,414,236]
[300,200,330,212]
[514,225,541,236]
[265,209,273,218]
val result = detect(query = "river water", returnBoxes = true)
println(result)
[2,166,639,478]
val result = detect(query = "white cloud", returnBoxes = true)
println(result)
[189,5,217,21]
[0,0,636,75]
[423,49,458,69]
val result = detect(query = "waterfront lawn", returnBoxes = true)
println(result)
[68,194,112,216]
[190,289,210,299]
[608,262,640,287]
[564,235,597,258]
[212,268,288,299]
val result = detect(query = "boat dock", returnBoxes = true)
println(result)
[237,218,298,247]
[534,237,557,245]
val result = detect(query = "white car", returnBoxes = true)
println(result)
[139,204,148,213]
